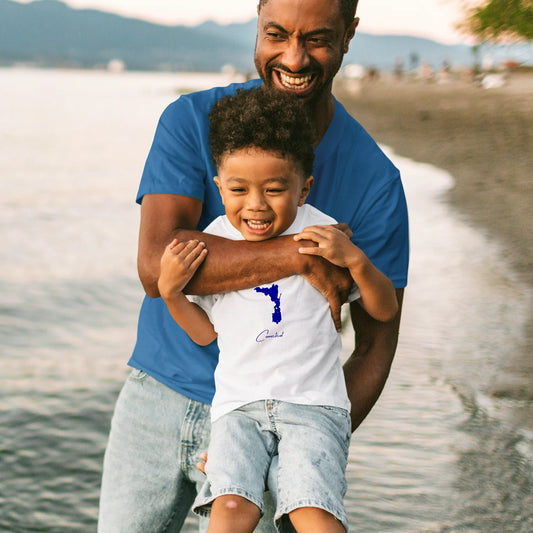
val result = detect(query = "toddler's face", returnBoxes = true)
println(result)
[215,147,313,241]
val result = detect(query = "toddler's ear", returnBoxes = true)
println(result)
[298,176,314,206]
[213,176,224,204]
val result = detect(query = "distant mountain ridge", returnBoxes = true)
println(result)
[0,0,531,72]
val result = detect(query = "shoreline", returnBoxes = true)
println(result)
[335,71,533,286]
[336,72,533,405]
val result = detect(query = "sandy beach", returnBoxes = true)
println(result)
[336,70,533,282]
[336,70,533,404]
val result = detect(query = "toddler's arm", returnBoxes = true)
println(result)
[294,225,398,323]
[158,239,217,346]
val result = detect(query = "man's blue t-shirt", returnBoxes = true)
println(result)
[130,79,409,404]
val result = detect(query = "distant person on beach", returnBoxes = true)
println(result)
[157,87,399,532]
[98,0,409,531]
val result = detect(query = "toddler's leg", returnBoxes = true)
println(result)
[289,507,346,533]
[207,494,261,533]
[273,403,351,531]
[194,403,278,532]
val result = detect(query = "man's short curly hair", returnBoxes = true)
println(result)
[209,87,315,177]
[257,0,359,29]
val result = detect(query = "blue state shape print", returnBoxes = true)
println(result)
[254,284,282,324]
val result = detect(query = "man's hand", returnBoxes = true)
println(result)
[296,225,398,323]
[332,222,353,238]
[300,253,353,332]
[295,223,354,331]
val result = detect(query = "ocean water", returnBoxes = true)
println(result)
[1,68,532,532]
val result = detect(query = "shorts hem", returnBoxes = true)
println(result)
[193,487,264,518]
[275,500,347,531]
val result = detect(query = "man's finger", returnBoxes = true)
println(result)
[333,223,353,238]
[329,297,342,332]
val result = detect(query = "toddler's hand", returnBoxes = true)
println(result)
[196,452,208,475]
[294,225,362,269]
[158,239,208,299]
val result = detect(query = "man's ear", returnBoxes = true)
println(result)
[343,17,359,53]
[298,176,314,206]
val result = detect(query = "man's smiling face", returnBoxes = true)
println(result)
[254,0,355,107]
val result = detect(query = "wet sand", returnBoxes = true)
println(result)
[335,71,533,404]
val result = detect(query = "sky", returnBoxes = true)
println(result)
[21,0,470,44]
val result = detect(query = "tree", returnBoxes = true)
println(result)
[461,0,533,41]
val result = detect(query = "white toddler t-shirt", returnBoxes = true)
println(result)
[189,204,359,422]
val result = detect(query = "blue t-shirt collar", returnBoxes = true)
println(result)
[314,97,346,163]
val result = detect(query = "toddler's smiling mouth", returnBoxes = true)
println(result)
[245,219,273,232]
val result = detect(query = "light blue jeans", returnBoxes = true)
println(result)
[98,369,277,532]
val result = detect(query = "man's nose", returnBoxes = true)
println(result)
[280,38,310,73]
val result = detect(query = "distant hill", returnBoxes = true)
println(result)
[0,0,531,72]
[0,0,253,71]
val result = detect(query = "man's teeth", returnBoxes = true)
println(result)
[279,71,313,89]
[247,219,271,230]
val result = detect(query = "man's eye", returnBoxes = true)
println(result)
[266,31,284,40]
[308,37,329,46]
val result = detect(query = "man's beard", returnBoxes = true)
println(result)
[254,45,344,111]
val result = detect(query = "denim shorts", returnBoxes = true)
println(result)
[193,400,351,531]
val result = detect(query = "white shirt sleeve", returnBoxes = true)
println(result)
[347,284,360,302]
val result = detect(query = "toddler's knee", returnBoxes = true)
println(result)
[216,494,254,513]
[209,495,261,531]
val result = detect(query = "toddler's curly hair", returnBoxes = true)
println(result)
[209,87,315,177]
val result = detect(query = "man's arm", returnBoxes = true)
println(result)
[138,194,353,329]
[344,288,404,431]
[138,194,203,298]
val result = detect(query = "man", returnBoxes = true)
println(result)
[98,0,409,531]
